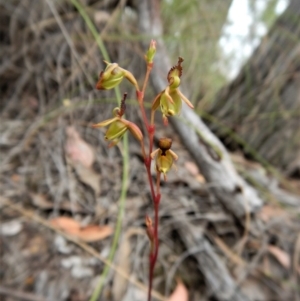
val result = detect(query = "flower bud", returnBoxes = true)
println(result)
[145,215,154,242]
[123,70,139,91]
[96,62,125,90]
[145,39,156,64]
[122,120,143,142]
[96,61,139,91]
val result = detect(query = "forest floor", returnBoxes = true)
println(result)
[1,1,300,301]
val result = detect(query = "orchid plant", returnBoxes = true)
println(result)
[93,40,194,301]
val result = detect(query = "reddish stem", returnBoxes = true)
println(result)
[153,194,160,256]
[137,62,160,301]
[148,125,155,156]
[147,192,160,301]
[142,63,153,95]
[137,91,149,130]
[145,159,156,206]
[148,252,154,301]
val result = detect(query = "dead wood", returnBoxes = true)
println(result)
[177,222,250,301]
[209,0,300,175]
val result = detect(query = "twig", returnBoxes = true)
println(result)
[45,0,94,88]
[293,233,300,301]
[0,286,47,301]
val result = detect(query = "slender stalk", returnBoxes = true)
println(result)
[142,64,153,95]
[89,134,129,301]
[145,162,156,202]
[137,92,150,130]
[148,126,155,158]
[70,3,129,300]
[147,191,160,301]
[148,252,155,301]
[137,61,163,301]
[140,140,147,161]
[153,196,160,259]
[150,109,156,127]
[153,172,161,270]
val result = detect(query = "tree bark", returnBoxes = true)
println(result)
[209,0,300,175]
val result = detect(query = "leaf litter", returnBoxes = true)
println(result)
[167,280,188,301]
[65,126,101,195]
[50,216,112,242]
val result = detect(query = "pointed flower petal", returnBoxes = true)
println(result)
[96,62,139,91]
[156,150,174,176]
[160,90,182,117]
[123,70,140,91]
[122,120,143,142]
[177,89,194,109]
[151,91,163,111]
[92,117,118,128]
[145,40,156,64]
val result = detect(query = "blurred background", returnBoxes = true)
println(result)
[1,0,300,300]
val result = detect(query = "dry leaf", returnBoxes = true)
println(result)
[112,232,132,301]
[168,280,188,301]
[184,161,199,176]
[30,193,53,210]
[268,245,291,269]
[65,126,95,168]
[65,126,101,195]
[75,225,112,242]
[30,193,84,213]
[184,161,205,183]
[24,236,47,256]
[112,228,144,301]
[196,174,205,183]
[50,217,112,242]
[11,174,20,182]
[240,278,269,301]
[72,162,101,195]
[262,254,271,276]
[258,205,287,222]
[50,217,80,235]
[121,286,147,301]
[94,10,110,24]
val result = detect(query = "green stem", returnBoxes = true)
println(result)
[69,1,127,300]
[89,133,129,301]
